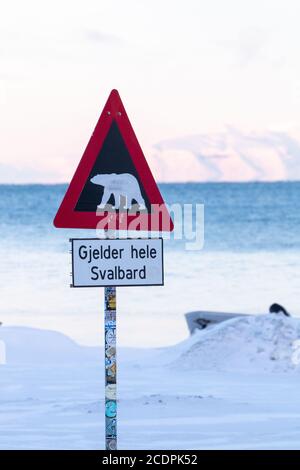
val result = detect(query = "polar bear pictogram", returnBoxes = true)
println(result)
[90,173,146,210]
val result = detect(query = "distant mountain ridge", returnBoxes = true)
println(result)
[2,128,300,183]
[150,128,300,183]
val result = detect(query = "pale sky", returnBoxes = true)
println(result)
[1,0,300,182]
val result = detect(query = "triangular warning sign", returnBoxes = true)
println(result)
[54,90,173,232]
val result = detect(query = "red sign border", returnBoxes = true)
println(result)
[54,89,173,232]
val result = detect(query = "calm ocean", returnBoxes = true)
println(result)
[1,182,299,346]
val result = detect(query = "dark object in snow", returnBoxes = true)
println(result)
[269,303,290,317]
[185,311,249,334]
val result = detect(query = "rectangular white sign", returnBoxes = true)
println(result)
[71,238,164,287]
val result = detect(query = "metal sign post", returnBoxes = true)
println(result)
[70,237,164,449]
[104,285,117,450]
[70,235,164,451]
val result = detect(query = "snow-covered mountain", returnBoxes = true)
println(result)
[149,128,300,182]
[2,128,300,184]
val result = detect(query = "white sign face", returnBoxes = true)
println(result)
[71,238,164,287]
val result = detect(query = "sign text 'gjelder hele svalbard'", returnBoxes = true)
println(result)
[71,238,164,287]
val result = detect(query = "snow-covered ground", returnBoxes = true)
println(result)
[1,315,300,450]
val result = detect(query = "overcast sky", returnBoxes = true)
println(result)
[1,0,300,182]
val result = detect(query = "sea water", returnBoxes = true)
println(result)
[1,182,299,347]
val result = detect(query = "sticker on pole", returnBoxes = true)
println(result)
[54,89,173,232]
[71,238,164,287]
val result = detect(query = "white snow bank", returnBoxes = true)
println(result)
[171,314,300,373]
[2,315,300,373]
[0,327,99,365]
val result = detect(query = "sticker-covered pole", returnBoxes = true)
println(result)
[104,285,117,450]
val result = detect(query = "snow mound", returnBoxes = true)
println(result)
[0,327,99,365]
[172,315,300,373]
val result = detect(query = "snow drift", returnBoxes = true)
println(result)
[2,315,300,373]
[172,314,300,373]
[0,327,99,365]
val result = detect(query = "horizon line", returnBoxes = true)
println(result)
[0,180,299,186]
